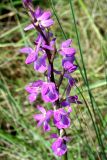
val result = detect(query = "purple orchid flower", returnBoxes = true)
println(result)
[37,10,54,28]
[24,7,54,31]
[20,34,42,64]
[34,53,47,73]
[59,39,77,73]
[41,82,59,103]
[34,105,53,131]
[20,47,38,64]
[53,108,71,129]
[51,136,68,157]
[25,80,43,103]
[35,33,56,51]
[61,95,82,107]
[59,39,76,57]
[62,56,78,73]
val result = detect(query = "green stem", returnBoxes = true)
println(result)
[69,0,106,159]
[62,152,68,160]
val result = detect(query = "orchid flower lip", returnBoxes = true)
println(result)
[33,105,53,132]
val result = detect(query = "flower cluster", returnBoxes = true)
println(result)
[21,0,81,157]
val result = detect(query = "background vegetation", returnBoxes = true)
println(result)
[0,0,107,159]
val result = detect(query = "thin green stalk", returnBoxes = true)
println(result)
[78,0,106,128]
[62,153,68,160]
[50,0,67,39]
[69,0,106,159]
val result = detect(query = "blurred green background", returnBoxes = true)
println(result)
[0,0,107,159]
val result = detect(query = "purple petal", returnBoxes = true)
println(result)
[66,106,72,113]
[59,50,66,56]
[34,54,47,73]
[28,93,37,103]
[25,51,37,64]
[68,77,75,87]
[33,114,44,121]
[54,110,61,121]
[42,93,50,102]
[55,115,70,129]
[68,96,82,104]
[41,83,49,94]
[32,80,43,87]
[46,110,53,119]
[48,83,56,92]
[34,7,43,18]
[25,80,43,93]
[37,11,52,21]
[52,138,62,151]
[24,24,35,31]
[62,48,76,56]
[25,83,37,94]
[59,109,68,115]
[63,61,73,69]
[41,82,59,103]
[48,92,58,101]
[61,100,69,107]
[20,47,33,54]
[62,58,77,73]
[57,143,67,157]
[54,108,71,129]
[37,105,46,114]
[35,35,43,55]
[51,138,67,157]
[37,119,45,127]
[43,121,50,132]
[61,115,70,126]
[25,83,33,93]
[68,64,78,73]
[41,19,54,27]
[61,39,72,48]
[62,56,75,67]
[34,61,47,73]
[61,95,82,107]
[54,109,67,121]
